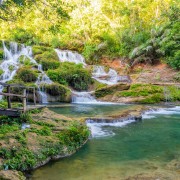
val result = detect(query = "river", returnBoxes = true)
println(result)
[30,104,180,180]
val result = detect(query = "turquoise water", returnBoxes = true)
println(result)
[31,105,180,180]
[49,104,132,118]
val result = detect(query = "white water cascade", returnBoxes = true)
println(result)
[0,41,37,99]
[92,66,120,85]
[55,49,86,66]
[72,91,97,104]
[35,64,52,104]
[0,41,52,103]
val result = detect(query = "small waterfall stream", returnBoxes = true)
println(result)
[0,41,52,103]
[55,49,86,66]
[72,91,97,104]
[36,64,52,104]
[92,66,120,85]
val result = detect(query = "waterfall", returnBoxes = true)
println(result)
[35,70,52,104]
[55,49,86,66]
[72,91,97,104]
[0,41,37,99]
[0,41,52,103]
[92,66,119,85]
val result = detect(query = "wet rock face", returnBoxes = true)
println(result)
[0,170,26,180]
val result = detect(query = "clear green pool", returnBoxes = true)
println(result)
[31,105,180,180]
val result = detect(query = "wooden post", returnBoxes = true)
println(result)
[7,85,11,109]
[23,89,27,113]
[33,88,36,106]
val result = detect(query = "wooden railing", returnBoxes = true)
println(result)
[0,82,36,112]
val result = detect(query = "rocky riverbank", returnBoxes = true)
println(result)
[0,108,90,180]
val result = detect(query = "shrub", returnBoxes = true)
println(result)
[35,50,60,70]
[17,67,38,82]
[44,83,71,102]
[47,62,93,91]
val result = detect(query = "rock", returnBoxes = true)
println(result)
[0,170,26,180]
[95,83,130,98]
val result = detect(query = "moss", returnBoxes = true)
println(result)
[117,83,180,104]
[138,93,164,104]
[119,84,163,97]
[95,83,130,98]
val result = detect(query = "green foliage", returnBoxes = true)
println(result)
[139,93,164,104]
[11,28,40,45]
[3,147,37,171]
[0,124,20,138]
[17,67,38,82]
[44,83,71,102]
[57,122,90,149]
[20,112,32,123]
[35,50,60,70]
[30,126,52,136]
[15,132,27,145]
[19,55,36,66]
[0,49,4,60]
[118,84,165,104]
[48,62,93,91]
[166,86,180,101]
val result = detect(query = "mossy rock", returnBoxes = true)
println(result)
[95,83,130,98]
[44,83,71,102]
[137,93,164,104]
[118,84,164,97]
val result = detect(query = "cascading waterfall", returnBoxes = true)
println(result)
[0,41,52,103]
[72,91,97,104]
[35,64,52,104]
[0,41,37,99]
[54,49,129,102]
[92,66,120,85]
[55,49,86,66]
